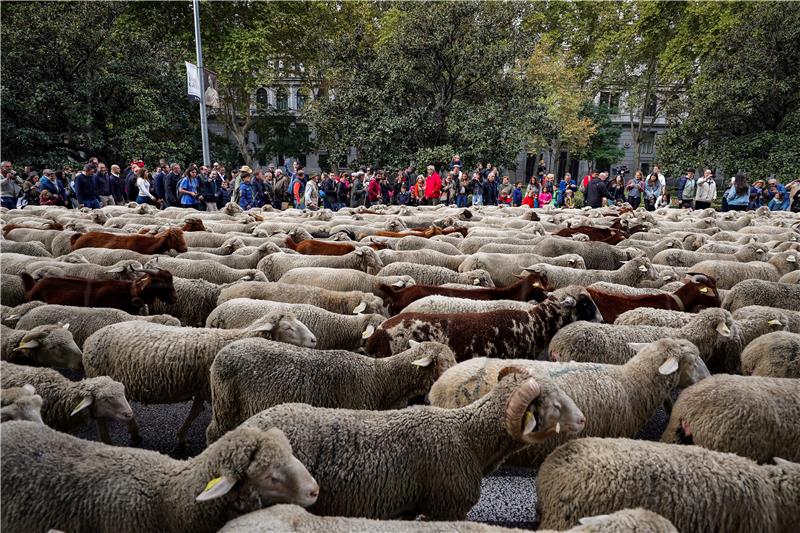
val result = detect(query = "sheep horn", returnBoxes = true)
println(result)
[501,368,541,443]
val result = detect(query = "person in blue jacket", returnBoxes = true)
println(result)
[238,173,254,210]
[74,163,100,209]
[725,173,750,211]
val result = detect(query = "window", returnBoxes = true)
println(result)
[598,91,620,113]
[640,133,655,155]
[275,87,288,112]
[255,88,269,109]
[296,88,310,110]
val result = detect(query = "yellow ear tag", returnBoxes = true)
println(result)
[699,287,709,293]
[524,411,532,426]
[204,477,223,492]
[768,319,782,326]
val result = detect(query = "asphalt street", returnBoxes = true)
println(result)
[68,394,669,529]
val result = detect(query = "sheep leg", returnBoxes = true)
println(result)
[96,419,112,445]
[127,418,142,445]
[176,397,205,447]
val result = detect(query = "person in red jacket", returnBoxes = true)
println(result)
[366,174,381,207]
[424,165,442,205]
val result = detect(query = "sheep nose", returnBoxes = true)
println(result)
[308,486,319,499]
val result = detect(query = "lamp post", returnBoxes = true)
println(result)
[193,0,210,166]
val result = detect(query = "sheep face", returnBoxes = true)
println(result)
[646,338,710,388]
[249,313,317,348]
[245,428,319,507]
[13,324,83,370]
[0,385,44,424]
[555,288,604,324]
[354,247,384,274]
[76,377,134,422]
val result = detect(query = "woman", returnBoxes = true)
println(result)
[644,173,662,211]
[135,167,156,205]
[424,165,442,206]
[608,175,626,205]
[626,171,645,209]
[749,179,765,210]
[470,172,483,206]
[178,166,201,209]
[526,176,541,207]
[411,175,425,206]
[456,175,469,208]
[725,173,750,211]
[498,176,513,205]
[202,171,220,212]
[366,174,381,207]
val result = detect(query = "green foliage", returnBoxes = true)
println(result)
[305,1,548,170]
[581,104,624,166]
[658,2,800,181]
[1,2,199,168]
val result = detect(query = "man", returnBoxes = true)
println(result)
[652,165,666,192]
[75,163,101,209]
[1,162,22,209]
[94,163,115,206]
[152,163,167,206]
[289,168,306,208]
[164,163,182,208]
[424,165,442,206]
[402,165,416,190]
[200,170,219,212]
[767,178,791,210]
[110,165,126,204]
[273,168,288,209]
[482,171,499,206]
[251,169,265,207]
[558,173,577,206]
[585,171,612,208]
[580,169,598,192]
[38,169,64,206]
[262,171,275,208]
[304,174,320,210]
[320,172,335,209]
[694,169,717,210]
[677,168,696,209]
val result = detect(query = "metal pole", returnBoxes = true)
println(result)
[193,0,210,166]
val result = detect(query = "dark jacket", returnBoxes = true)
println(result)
[164,172,180,206]
[74,173,99,205]
[111,174,126,203]
[125,174,138,203]
[482,179,499,205]
[94,173,113,196]
[336,180,350,205]
[585,177,611,208]
[153,170,166,200]
[350,178,365,207]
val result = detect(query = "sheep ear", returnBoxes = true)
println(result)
[658,356,680,376]
[768,319,783,326]
[627,342,649,353]
[361,325,375,339]
[196,475,237,502]
[106,265,126,273]
[408,339,420,348]
[251,321,275,333]
[391,280,405,288]
[411,356,433,367]
[22,384,36,394]
[70,396,93,416]
[578,514,612,526]
[472,278,481,286]
[354,248,365,256]
[559,296,576,308]
[61,322,70,330]
[352,302,367,314]
[716,322,732,337]
[14,339,40,351]
[787,255,797,263]
[773,457,793,466]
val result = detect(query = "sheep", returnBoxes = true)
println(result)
[207,340,457,443]
[206,298,384,352]
[779,270,800,284]
[662,374,800,463]
[375,249,466,270]
[0,301,46,327]
[59,247,160,266]
[531,238,643,270]
[377,262,494,288]
[458,252,586,287]
[15,304,180,348]
[2,227,63,252]
[548,308,735,368]
[185,236,249,254]
[739,331,800,378]
[279,267,414,298]
[178,241,282,269]
[242,368,584,519]
[522,256,659,289]
[82,313,316,445]
[257,247,384,281]
[403,295,532,315]
[0,385,43,423]
[50,229,81,256]
[429,338,709,468]
[216,281,385,316]
[366,287,602,360]
[0,361,133,443]
[390,235,462,255]
[26,258,145,281]
[689,251,800,289]
[0,273,26,307]
[614,307,698,327]
[144,256,267,284]
[1,323,83,370]
[722,279,800,312]
[219,505,677,533]
[537,437,800,533]
[651,241,768,267]
[732,305,800,333]
[0,239,52,257]
[0,422,319,533]
[149,276,227,327]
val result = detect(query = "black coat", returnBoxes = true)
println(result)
[164,172,180,206]
[585,178,611,208]
[483,179,499,205]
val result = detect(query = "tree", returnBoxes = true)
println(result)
[658,2,800,181]
[0,2,200,168]
[581,103,624,171]
[305,1,548,170]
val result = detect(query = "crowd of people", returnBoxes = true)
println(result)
[2,155,799,213]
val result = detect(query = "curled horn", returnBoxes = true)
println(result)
[500,367,542,443]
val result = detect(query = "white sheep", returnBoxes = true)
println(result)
[207,340,456,443]
[1,421,319,533]
[206,298,384,351]
[722,279,800,312]
[377,262,494,287]
[145,256,267,284]
[690,251,800,289]
[278,267,415,297]
[739,331,800,378]
[523,256,659,289]
[82,312,316,445]
[0,385,43,423]
[1,323,83,370]
[257,247,384,281]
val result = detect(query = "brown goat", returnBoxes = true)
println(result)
[70,228,187,254]
[284,237,387,256]
[586,273,721,323]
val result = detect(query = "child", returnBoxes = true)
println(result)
[238,174,254,210]
[538,187,553,206]
[38,189,55,206]
[768,192,785,211]
[655,192,672,209]
[396,184,411,206]
[522,188,535,208]
[564,189,575,208]
[512,182,523,207]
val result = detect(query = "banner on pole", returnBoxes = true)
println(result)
[204,69,219,109]
[186,61,201,101]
